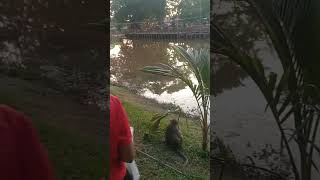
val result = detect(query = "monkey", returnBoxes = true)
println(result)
[165,119,182,148]
[165,119,188,166]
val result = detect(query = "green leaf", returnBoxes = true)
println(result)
[278,93,292,117]
[264,72,278,111]
[274,68,291,106]
[280,108,294,125]
[311,159,320,173]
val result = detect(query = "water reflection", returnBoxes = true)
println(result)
[213,55,247,94]
[213,38,285,164]
[111,38,209,114]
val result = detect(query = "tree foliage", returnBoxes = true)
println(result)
[178,0,210,21]
[111,0,166,26]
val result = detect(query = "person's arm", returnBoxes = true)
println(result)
[119,142,135,163]
[115,97,135,163]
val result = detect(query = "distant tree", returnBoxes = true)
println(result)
[178,0,209,23]
[111,0,166,30]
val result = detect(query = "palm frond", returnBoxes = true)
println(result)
[142,45,210,150]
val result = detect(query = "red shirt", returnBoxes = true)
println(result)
[0,105,56,180]
[110,95,132,180]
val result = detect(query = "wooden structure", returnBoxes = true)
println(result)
[125,32,209,39]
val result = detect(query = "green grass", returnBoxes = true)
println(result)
[0,74,106,180]
[35,122,105,180]
[0,90,21,108]
[115,92,210,180]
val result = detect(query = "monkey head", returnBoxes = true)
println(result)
[170,119,178,125]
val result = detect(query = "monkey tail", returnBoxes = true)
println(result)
[176,150,188,166]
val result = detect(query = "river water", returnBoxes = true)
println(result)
[110,38,209,115]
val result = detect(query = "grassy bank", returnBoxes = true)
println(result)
[35,121,105,180]
[111,85,210,179]
[0,74,106,180]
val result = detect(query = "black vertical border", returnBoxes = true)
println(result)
[210,0,214,179]
[106,0,111,179]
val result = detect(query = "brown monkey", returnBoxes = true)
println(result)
[165,119,188,165]
[165,119,182,148]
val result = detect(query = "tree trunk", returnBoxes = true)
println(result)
[202,123,209,151]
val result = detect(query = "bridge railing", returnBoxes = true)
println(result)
[111,18,209,34]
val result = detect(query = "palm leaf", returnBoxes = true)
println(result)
[311,159,320,173]
[142,45,210,150]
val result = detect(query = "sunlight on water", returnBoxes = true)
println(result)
[141,87,196,113]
